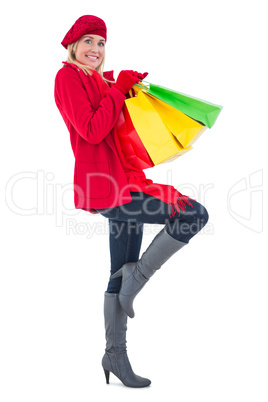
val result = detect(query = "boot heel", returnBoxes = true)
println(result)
[110,267,123,280]
[103,368,110,384]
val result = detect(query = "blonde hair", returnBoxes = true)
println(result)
[65,40,114,84]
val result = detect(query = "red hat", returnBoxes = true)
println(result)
[61,15,107,49]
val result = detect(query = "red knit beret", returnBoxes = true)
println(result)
[61,15,107,49]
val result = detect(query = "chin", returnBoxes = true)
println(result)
[85,61,100,69]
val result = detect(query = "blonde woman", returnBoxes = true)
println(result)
[55,15,209,388]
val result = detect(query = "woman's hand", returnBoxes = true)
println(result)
[127,71,148,81]
[114,70,148,95]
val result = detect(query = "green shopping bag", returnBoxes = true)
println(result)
[135,82,223,129]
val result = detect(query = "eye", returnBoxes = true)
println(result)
[85,39,92,44]
[99,42,105,47]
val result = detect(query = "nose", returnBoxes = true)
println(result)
[91,42,99,53]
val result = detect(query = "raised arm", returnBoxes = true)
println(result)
[54,67,126,144]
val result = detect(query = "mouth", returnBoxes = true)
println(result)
[86,55,99,61]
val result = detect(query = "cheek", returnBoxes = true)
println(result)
[75,46,81,56]
[77,43,87,54]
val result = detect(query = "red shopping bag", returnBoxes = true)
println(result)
[115,104,154,170]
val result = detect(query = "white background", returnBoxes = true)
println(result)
[1,0,267,401]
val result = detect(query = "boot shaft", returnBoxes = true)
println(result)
[137,227,186,279]
[102,292,151,387]
[103,292,127,352]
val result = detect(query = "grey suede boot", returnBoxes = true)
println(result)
[101,292,151,388]
[111,227,186,318]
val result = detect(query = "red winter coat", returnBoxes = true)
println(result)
[54,63,134,213]
[54,63,193,218]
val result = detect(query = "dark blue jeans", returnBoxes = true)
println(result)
[96,191,209,293]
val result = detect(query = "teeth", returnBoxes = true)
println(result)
[86,55,98,60]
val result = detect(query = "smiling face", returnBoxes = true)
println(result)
[75,34,105,69]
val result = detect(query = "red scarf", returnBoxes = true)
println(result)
[92,69,193,217]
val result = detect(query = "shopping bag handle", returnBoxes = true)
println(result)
[134,81,150,90]
[128,81,150,98]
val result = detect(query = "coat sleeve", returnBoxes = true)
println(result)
[54,67,126,145]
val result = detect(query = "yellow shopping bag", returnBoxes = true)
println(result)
[133,84,207,148]
[125,90,192,165]
[145,94,207,147]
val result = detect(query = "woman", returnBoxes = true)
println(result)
[54,15,209,388]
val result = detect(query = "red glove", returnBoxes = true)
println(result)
[114,70,140,95]
[128,70,149,81]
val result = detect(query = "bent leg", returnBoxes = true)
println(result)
[104,192,209,243]
[165,199,209,243]
[97,192,209,297]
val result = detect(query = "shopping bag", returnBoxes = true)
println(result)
[125,90,192,165]
[143,92,207,148]
[134,82,223,129]
[115,104,155,169]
